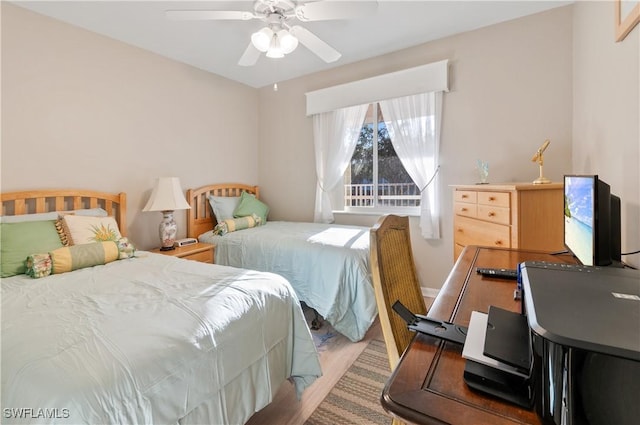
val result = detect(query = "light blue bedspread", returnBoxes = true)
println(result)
[199,221,377,342]
[1,253,321,424]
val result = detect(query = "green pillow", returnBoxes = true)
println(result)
[0,220,65,277]
[233,191,269,224]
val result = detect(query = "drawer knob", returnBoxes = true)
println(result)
[488,211,495,217]
[461,195,468,198]
[461,208,468,212]
[489,196,496,201]
[495,240,503,246]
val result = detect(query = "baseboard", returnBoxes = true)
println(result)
[421,287,440,299]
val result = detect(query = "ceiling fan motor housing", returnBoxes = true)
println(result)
[253,0,296,17]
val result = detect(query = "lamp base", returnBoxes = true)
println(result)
[159,210,178,250]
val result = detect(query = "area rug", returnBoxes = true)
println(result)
[304,338,393,425]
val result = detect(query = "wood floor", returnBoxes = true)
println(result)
[246,297,434,425]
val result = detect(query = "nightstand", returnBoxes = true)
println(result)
[151,242,215,264]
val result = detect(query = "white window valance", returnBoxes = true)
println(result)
[305,59,449,116]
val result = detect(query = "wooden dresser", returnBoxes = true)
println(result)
[452,183,564,260]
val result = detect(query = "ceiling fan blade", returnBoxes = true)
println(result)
[165,10,257,21]
[294,1,378,22]
[289,25,341,63]
[238,43,261,66]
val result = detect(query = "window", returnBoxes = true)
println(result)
[344,103,420,213]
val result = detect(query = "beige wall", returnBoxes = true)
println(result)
[572,1,639,269]
[2,2,637,289]
[258,6,575,291]
[1,3,260,250]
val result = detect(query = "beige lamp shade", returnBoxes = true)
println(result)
[143,177,191,212]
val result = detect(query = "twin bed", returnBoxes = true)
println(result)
[1,189,321,425]
[186,183,377,343]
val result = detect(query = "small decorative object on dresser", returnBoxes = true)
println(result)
[143,177,191,250]
[151,242,214,264]
[452,183,564,260]
[531,139,552,184]
[476,159,489,184]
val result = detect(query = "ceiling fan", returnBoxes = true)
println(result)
[166,0,378,66]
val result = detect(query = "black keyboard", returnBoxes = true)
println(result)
[476,267,518,280]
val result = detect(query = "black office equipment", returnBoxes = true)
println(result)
[483,306,531,372]
[563,175,622,267]
[520,261,640,425]
[463,359,533,408]
[462,309,533,409]
[392,301,467,345]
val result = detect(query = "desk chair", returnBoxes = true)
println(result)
[370,214,427,370]
[371,215,427,425]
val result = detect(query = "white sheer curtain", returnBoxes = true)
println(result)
[312,104,368,223]
[379,92,443,239]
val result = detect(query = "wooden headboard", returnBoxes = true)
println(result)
[186,183,259,239]
[1,189,127,236]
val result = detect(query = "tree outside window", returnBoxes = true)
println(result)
[345,103,420,211]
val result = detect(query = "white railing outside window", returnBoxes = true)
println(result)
[344,183,420,208]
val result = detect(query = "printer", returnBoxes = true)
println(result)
[459,262,640,424]
[519,261,640,425]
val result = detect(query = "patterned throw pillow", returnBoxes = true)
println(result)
[25,253,53,278]
[55,209,110,246]
[213,214,262,236]
[116,237,136,259]
[50,241,121,274]
[25,238,136,278]
[60,215,122,245]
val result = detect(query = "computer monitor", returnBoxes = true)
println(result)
[563,175,621,266]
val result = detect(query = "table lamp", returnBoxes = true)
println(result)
[143,177,191,250]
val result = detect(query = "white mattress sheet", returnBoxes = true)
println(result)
[199,221,377,342]
[1,253,321,424]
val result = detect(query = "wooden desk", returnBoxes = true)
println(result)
[381,246,577,425]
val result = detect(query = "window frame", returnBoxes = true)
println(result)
[342,103,421,216]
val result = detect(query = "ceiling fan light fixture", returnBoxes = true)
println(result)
[265,36,284,58]
[251,27,273,52]
[277,29,298,54]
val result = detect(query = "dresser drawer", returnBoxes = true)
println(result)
[454,202,477,218]
[454,190,478,204]
[477,204,510,225]
[183,249,214,263]
[454,215,511,249]
[478,191,510,208]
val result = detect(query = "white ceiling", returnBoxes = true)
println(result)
[12,1,573,88]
